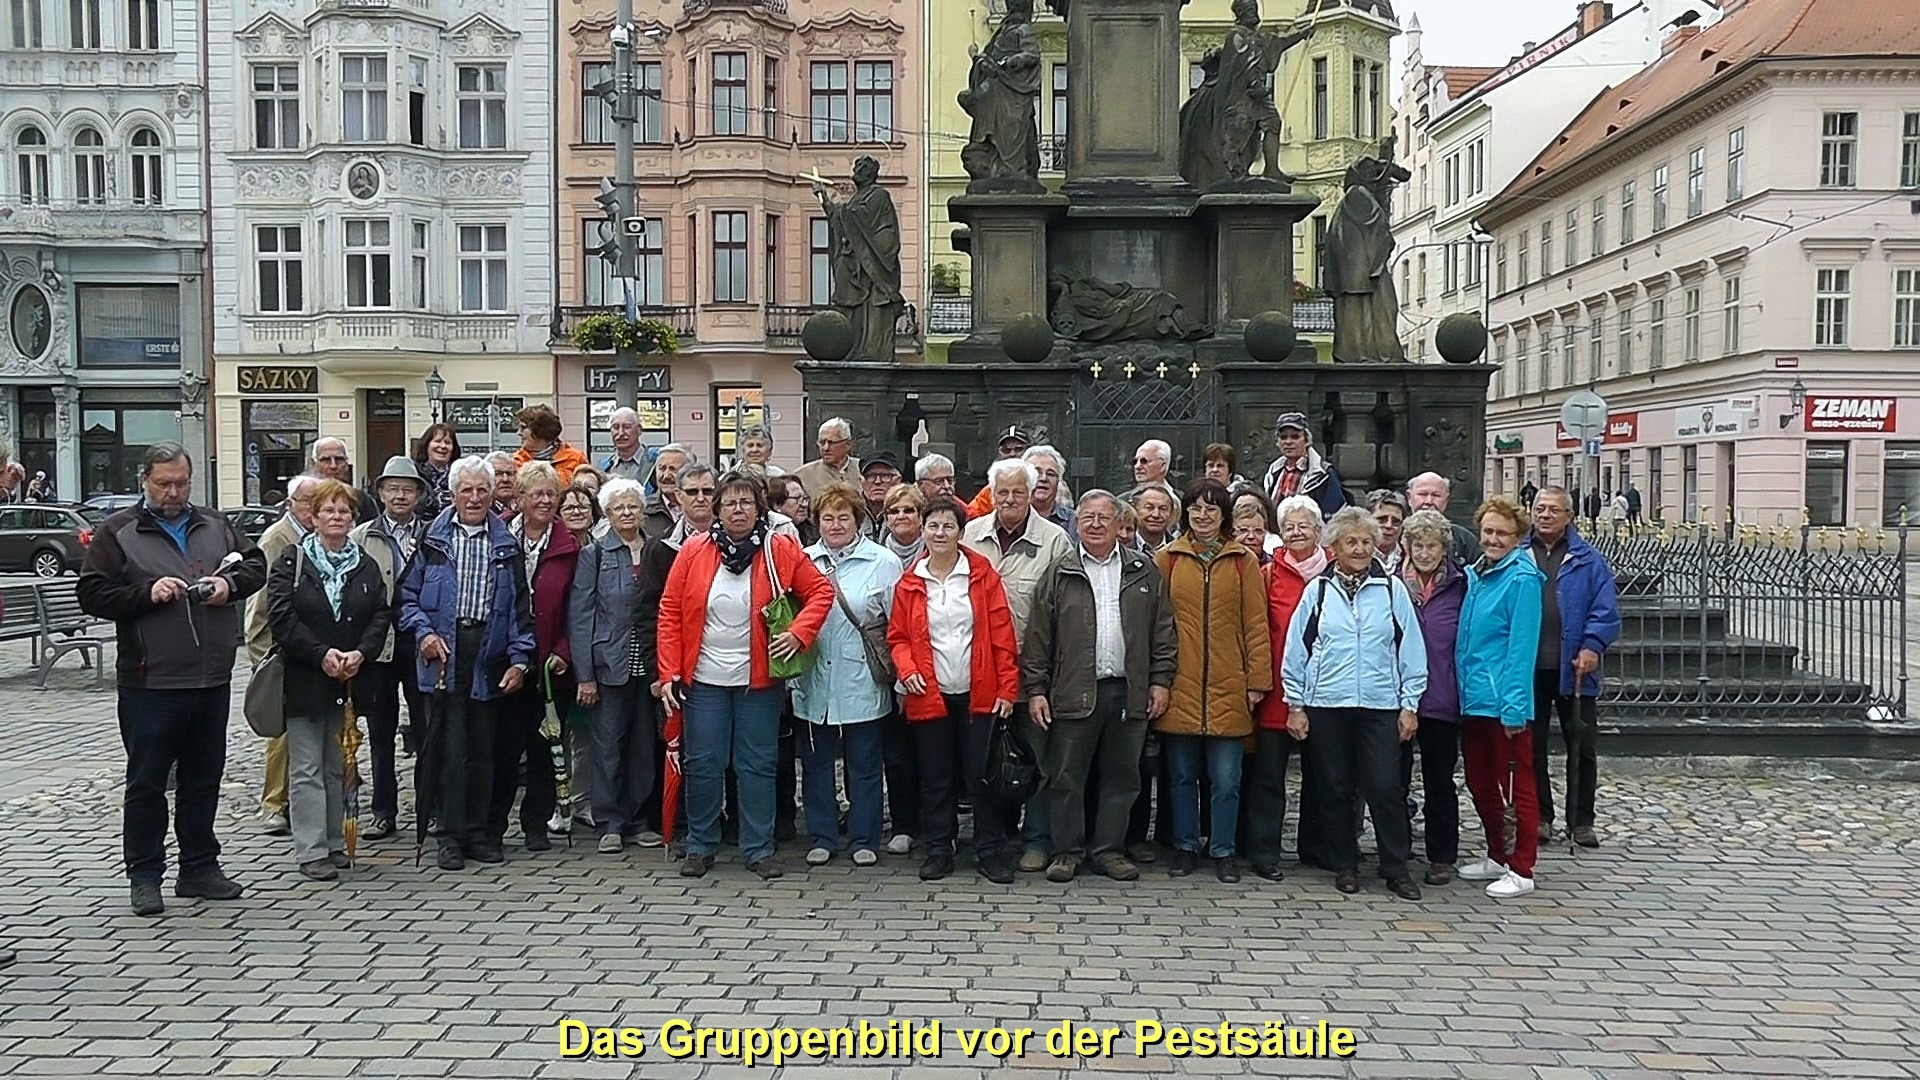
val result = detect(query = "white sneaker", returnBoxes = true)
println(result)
[259,812,290,837]
[547,811,571,835]
[805,846,833,866]
[597,834,623,854]
[1456,858,1508,882]
[886,833,913,855]
[634,830,665,848]
[852,849,879,867]
[1485,870,1535,898]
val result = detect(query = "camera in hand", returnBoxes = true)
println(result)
[186,579,220,603]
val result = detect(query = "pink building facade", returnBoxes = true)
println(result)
[1479,0,1920,527]
[553,0,923,467]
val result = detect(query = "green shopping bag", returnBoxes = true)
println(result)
[762,541,815,680]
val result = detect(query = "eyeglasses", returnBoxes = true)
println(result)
[1532,504,1570,517]
[1078,512,1116,525]
[317,455,348,465]
[680,487,716,499]
[719,498,758,511]
[149,479,191,493]
[818,437,851,447]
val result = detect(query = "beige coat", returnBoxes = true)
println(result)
[244,514,302,666]
[962,508,1072,644]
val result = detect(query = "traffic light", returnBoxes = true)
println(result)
[594,176,621,219]
[593,177,638,278]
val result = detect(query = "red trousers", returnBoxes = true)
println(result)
[1461,716,1538,878]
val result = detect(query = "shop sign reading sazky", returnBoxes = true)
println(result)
[237,366,319,394]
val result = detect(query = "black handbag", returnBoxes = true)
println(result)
[982,716,1042,808]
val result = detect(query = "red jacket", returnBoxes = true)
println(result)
[888,548,1020,722]
[656,532,832,690]
[524,522,580,679]
[1255,551,1320,730]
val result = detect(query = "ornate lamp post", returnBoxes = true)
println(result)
[426,366,445,422]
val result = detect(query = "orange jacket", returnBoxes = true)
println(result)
[1255,554,1321,730]
[514,441,590,487]
[965,485,994,520]
[656,532,832,690]
[888,548,1020,721]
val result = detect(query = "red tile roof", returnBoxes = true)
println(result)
[1488,0,1920,220]
[1441,67,1501,99]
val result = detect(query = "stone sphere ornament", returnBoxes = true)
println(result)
[801,310,856,362]
[1243,310,1298,362]
[1001,312,1055,363]
[1435,312,1490,365]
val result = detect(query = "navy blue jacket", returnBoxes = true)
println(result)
[1531,527,1622,698]
[397,508,536,700]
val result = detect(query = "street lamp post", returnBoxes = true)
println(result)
[425,366,445,422]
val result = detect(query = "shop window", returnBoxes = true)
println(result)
[1884,443,1920,526]
[78,284,180,366]
[1804,443,1846,527]
[1681,445,1698,522]
[712,386,763,468]
[586,398,673,455]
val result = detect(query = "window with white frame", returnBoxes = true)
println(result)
[1591,195,1606,258]
[1726,127,1745,202]
[1651,164,1669,231]
[1514,328,1529,394]
[1443,154,1459,207]
[1815,267,1850,347]
[1400,260,1410,302]
[1560,323,1575,387]
[69,0,100,49]
[341,55,389,142]
[1466,238,1482,288]
[810,217,831,305]
[1564,208,1578,269]
[1721,276,1741,356]
[1539,219,1552,278]
[252,65,301,150]
[1469,138,1485,195]
[581,61,661,144]
[1617,304,1634,374]
[1493,334,1507,398]
[1588,315,1603,381]
[8,0,43,47]
[1686,146,1705,219]
[457,224,508,313]
[1895,267,1920,348]
[1620,179,1636,245]
[1312,57,1328,140]
[1648,296,1666,369]
[407,56,428,146]
[127,0,156,49]
[712,211,747,302]
[72,126,107,205]
[344,219,393,309]
[711,52,747,136]
[763,58,780,138]
[1682,286,1701,362]
[1819,112,1857,188]
[12,125,49,205]
[255,224,305,313]
[1517,229,1529,285]
[1443,243,1458,295]
[854,61,895,142]
[456,64,507,149]
[808,62,849,143]
[1903,113,1920,191]
[129,127,162,206]
[1415,252,1426,302]
[409,221,430,310]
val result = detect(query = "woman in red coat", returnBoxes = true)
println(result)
[1243,494,1331,879]
[657,471,833,880]
[887,497,1019,884]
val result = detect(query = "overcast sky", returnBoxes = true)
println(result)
[1389,0,1590,99]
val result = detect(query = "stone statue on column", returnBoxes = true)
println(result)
[1325,135,1412,362]
[1179,0,1314,190]
[959,0,1046,194]
[814,156,905,362]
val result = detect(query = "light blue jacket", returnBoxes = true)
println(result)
[1455,545,1547,727]
[1281,564,1428,713]
[791,536,904,725]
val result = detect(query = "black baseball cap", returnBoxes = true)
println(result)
[862,451,901,476]
[1274,411,1310,433]
[998,425,1033,447]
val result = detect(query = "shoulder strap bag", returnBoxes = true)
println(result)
[243,542,304,738]
[826,558,893,685]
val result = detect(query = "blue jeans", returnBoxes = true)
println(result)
[797,719,886,854]
[683,682,783,862]
[1163,734,1244,857]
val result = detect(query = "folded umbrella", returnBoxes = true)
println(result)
[341,697,362,864]
[415,661,448,868]
[660,706,684,860]
[541,664,575,849]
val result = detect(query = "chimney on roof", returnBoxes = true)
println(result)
[1662,24,1701,56]
[1578,1,1613,35]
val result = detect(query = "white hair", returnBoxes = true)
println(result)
[915,452,955,480]
[1407,471,1451,494]
[485,450,516,468]
[608,407,639,428]
[310,436,346,461]
[286,473,321,499]
[599,477,645,511]
[987,457,1037,493]
[448,455,496,491]
[1136,439,1171,464]
[655,442,692,462]
[1276,495,1324,530]
[1324,505,1382,548]
[818,417,852,442]
[1022,444,1066,473]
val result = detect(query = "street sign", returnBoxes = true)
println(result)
[621,217,647,236]
[1583,438,1602,457]
[1558,390,1609,444]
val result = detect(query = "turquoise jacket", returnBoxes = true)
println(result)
[790,536,904,725]
[1455,545,1546,728]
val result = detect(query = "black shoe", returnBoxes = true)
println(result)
[679,852,714,878]
[919,852,954,881]
[978,854,1016,885]
[1251,861,1285,882]
[436,844,465,871]
[1125,842,1158,865]
[524,831,552,853]
[399,725,415,756]
[129,880,164,916]
[1215,856,1242,884]
[1387,876,1423,901]
[1424,862,1455,886]
[1570,825,1600,849]
[466,841,505,865]
[1169,850,1197,877]
[365,817,396,841]
[1333,871,1360,894]
[746,857,784,880]
[175,869,243,900]
[0,947,14,967]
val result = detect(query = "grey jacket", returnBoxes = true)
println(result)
[347,515,423,663]
[1020,545,1177,722]
[569,529,644,687]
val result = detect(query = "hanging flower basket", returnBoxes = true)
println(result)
[572,314,680,355]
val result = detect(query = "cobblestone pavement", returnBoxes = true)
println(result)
[1,639,1918,1079]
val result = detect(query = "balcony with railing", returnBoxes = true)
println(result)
[553,305,699,346]
[766,304,920,350]
[685,0,787,14]
[244,312,524,353]
[0,199,197,242]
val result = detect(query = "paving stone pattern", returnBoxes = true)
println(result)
[1,639,1917,1078]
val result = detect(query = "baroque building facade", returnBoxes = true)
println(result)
[552,0,923,468]
[0,0,210,500]
[207,0,554,505]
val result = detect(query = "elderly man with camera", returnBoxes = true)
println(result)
[78,442,268,917]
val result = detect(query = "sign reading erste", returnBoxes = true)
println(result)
[1804,395,1897,434]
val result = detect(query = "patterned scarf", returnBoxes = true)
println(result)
[509,515,551,591]
[1333,565,1368,599]
[301,532,361,619]
[711,518,769,575]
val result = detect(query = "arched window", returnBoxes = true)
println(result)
[13,125,50,204]
[130,127,162,205]
[73,126,108,205]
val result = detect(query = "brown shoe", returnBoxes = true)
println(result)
[326,852,351,869]
[1423,862,1455,886]
[1017,850,1049,873]
[1125,842,1158,865]
[1045,856,1079,883]
[1096,856,1141,882]
[299,860,338,882]
[1570,825,1600,848]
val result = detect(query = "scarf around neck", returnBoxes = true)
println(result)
[885,532,925,564]
[711,518,769,576]
[1285,546,1329,581]
[301,532,361,619]
[510,516,551,589]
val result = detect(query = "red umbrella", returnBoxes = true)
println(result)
[660,706,684,856]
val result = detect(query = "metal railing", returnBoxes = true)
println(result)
[765,304,919,349]
[1293,298,1334,334]
[1040,134,1066,173]
[552,304,697,345]
[1583,521,1911,722]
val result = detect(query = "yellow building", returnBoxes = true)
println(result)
[923,0,1398,356]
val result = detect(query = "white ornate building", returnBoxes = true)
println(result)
[0,0,210,500]
[207,0,554,504]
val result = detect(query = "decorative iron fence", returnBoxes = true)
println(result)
[1584,522,1911,722]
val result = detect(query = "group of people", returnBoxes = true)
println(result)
[74,403,1621,916]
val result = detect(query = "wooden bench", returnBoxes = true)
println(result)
[0,580,107,689]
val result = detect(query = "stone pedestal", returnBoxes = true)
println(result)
[1199,191,1321,331]
[1063,0,1190,198]
[947,193,1069,353]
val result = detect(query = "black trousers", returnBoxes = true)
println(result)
[1399,721,1462,865]
[1294,734,1338,867]
[119,684,230,883]
[1243,727,1299,865]
[433,623,498,849]
[911,694,1012,859]
[1312,708,1412,880]
[1531,669,1600,829]
[881,706,920,837]
[367,641,421,822]
[1125,736,1180,847]
[489,684,559,842]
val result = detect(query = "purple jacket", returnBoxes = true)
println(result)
[1404,559,1467,722]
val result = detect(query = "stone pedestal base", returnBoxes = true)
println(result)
[947,193,1070,352]
[1199,191,1321,334]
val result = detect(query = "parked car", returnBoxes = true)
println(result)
[0,504,104,577]
[223,505,280,542]
[84,494,142,514]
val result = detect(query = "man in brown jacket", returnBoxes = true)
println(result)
[1022,490,1177,883]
